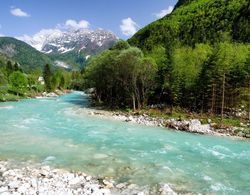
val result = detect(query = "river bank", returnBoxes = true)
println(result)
[0,160,176,195]
[34,89,73,99]
[83,107,250,139]
[0,89,72,102]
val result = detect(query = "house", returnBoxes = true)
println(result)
[38,76,45,85]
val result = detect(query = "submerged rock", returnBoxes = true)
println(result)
[159,184,177,195]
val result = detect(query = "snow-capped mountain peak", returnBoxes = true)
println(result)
[20,29,118,54]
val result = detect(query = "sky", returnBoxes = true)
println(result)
[0,0,177,40]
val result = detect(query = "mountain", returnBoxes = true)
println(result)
[22,29,118,69]
[49,50,89,70]
[129,0,249,50]
[41,29,118,55]
[0,37,52,71]
[174,0,193,9]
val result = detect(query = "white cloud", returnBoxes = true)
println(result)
[0,34,5,37]
[58,19,90,30]
[120,17,138,36]
[10,7,30,17]
[154,6,174,18]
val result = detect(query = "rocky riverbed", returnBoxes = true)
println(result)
[83,108,249,139]
[0,161,176,195]
[35,90,73,99]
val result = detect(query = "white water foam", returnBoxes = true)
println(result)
[44,156,56,161]
[65,143,78,148]
[162,166,173,173]
[93,153,109,159]
[203,175,212,181]
[22,118,40,124]
[197,143,231,159]
[0,106,14,109]
[213,145,231,153]
[210,182,236,192]
[236,150,250,160]
[42,156,56,165]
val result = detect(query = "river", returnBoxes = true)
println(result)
[0,92,249,194]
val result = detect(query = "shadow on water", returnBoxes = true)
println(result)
[62,92,90,108]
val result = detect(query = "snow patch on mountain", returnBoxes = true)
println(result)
[85,55,91,60]
[58,47,75,53]
[55,60,70,69]
[45,49,53,54]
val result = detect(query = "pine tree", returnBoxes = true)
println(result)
[43,64,52,92]
[6,61,13,76]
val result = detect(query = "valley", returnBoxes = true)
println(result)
[0,0,249,194]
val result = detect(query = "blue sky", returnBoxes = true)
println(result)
[0,0,177,39]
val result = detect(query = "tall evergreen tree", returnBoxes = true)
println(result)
[43,64,52,92]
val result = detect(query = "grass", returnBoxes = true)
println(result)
[0,90,40,102]
[0,93,21,101]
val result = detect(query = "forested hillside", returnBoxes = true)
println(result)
[129,0,249,49]
[127,0,250,118]
[0,37,52,72]
[84,0,250,121]
[49,50,88,70]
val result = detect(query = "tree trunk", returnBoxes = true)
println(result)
[201,94,204,115]
[211,83,215,115]
[132,93,136,111]
[221,73,226,122]
[97,93,101,104]
[135,87,141,110]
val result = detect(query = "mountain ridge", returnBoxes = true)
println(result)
[21,29,118,55]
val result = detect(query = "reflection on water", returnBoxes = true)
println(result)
[0,92,249,193]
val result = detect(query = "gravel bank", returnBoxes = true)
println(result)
[0,161,176,195]
[83,108,249,139]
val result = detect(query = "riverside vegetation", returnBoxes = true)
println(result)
[0,59,73,101]
[81,0,250,136]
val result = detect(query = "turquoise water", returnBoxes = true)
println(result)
[0,92,249,194]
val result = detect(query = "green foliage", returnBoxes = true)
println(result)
[27,71,44,93]
[49,50,87,69]
[50,69,70,91]
[122,0,250,120]
[129,0,249,50]
[9,71,28,96]
[0,67,8,99]
[111,40,130,51]
[43,64,53,92]
[171,44,213,106]
[71,71,84,90]
[196,43,250,114]
[6,61,14,76]
[84,45,157,109]
[0,55,71,101]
